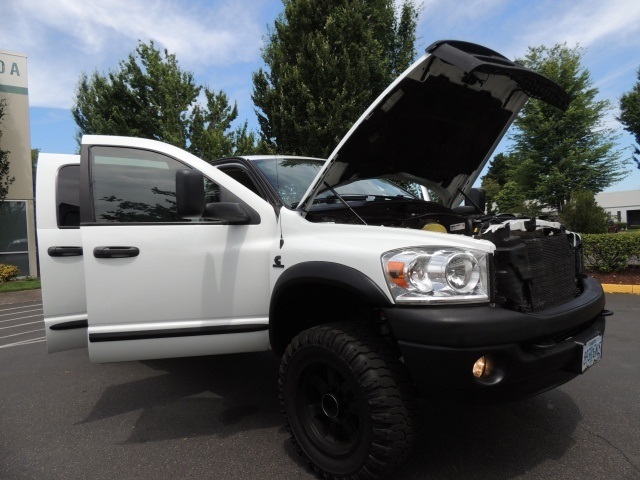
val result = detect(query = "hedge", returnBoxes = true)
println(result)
[582,233,640,273]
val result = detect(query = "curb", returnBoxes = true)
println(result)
[601,284,640,294]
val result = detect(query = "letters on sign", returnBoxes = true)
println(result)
[0,60,21,76]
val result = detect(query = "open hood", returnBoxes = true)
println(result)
[298,40,570,211]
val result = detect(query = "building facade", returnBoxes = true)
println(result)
[0,50,37,277]
[595,189,640,227]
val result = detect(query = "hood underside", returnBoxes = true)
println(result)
[299,40,570,210]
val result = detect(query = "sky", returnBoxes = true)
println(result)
[2,0,640,191]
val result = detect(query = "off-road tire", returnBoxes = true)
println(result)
[279,322,417,480]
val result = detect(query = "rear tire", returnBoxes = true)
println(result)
[279,323,416,480]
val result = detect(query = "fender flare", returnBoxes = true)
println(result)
[269,261,392,352]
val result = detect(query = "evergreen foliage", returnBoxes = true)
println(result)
[252,0,418,158]
[560,190,608,234]
[481,153,512,214]
[72,41,264,160]
[0,99,15,203]
[508,44,627,212]
[618,67,640,169]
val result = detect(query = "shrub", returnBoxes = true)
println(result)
[582,233,640,272]
[616,222,627,230]
[560,191,608,234]
[0,263,20,283]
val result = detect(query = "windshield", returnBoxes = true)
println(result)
[253,157,422,208]
[253,158,324,208]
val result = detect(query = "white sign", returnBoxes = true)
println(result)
[0,50,28,90]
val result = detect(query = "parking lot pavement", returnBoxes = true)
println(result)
[1,294,639,479]
[0,300,44,350]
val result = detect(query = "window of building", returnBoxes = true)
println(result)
[0,200,29,275]
[628,210,640,228]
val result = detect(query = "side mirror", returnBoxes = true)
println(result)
[176,169,205,219]
[465,188,486,214]
[203,203,250,225]
[176,169,251,224]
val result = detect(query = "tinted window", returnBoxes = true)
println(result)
[91,147,186,223]
[57,165,80,228]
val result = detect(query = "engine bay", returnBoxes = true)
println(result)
[305,198,474,235]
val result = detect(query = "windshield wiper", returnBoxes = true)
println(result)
[313,194,367,204]
[370,194,416,201]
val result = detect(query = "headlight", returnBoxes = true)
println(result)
[382,247,489,304]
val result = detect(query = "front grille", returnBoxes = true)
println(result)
[523,233,577,311]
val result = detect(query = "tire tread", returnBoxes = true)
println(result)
[279,322,417,480]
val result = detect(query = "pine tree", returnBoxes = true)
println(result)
[508,44,627,212]
[252,0,418,158]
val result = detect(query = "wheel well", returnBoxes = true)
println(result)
[269,283,377,356]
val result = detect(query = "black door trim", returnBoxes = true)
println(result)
[89,324,268,342]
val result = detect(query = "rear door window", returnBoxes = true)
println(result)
[57,165,80,228]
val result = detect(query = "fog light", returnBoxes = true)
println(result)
[473,356,489,378]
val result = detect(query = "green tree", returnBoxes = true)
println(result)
[508,44,627,212]
[252,0,418,158]
[481,153,513,214]
[491,180,544,216]
[31,148,40,195]
[72,41,262,160]
[0,99,15,204]
[618,67,640,169]
[483,153,512,186]
[494,181,525,214]
[560,190,608,234]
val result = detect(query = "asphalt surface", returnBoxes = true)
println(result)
[1,294,639,480]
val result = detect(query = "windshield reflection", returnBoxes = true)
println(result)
[252,158,419,208]
[252,158,324,208]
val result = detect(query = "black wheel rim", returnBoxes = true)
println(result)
[296,361,363,457]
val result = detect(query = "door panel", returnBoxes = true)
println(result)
[79,137,276,362]
[36,154,88,353]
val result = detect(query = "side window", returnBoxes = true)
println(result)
[90,146,218,224]
[218,166,262,197]
[57,165,80,228]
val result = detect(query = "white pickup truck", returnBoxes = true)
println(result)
[36,41,607,480]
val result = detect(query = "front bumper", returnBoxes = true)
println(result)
[383,277,607,402]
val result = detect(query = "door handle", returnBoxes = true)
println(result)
[93,246,140,258]
[48,246,83,257]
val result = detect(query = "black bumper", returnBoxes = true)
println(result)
[383,277,607,402]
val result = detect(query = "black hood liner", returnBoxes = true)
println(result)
[335,74,512,188]
[427,40,570,111]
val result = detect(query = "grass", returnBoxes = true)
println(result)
[0,278,41,293]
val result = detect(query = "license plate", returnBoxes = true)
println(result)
[581,335,603,372]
